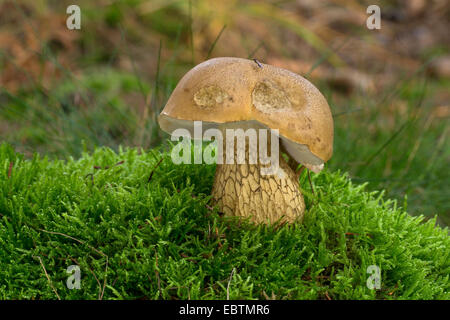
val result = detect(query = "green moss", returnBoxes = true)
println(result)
[0,143,448,300]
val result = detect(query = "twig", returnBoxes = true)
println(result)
[100,258,108,300]
[190,194,223,216]
[262,290,276,300]
[226,268,236,300]
[34,255,61,300]
[94,160,124,170]
[148,158,164,183]
[307,169,315,196]
[8,162,13,178]
[154,247,162,298]
[69,256,103,300]
[38,229,106,258]
[295,165,306,181]
[274,219,288,231]
[38,228,109,299]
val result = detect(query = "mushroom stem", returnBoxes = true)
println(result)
[211,127,305,224]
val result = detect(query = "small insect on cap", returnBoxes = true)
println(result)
[158,57,334,171]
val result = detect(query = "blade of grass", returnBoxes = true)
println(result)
[206,25,226,59]
[364,120,410,166]
[247,41,265,59]
[118,24,148,103]
[242,3,345,67]
[374,57,434,109]
[306,37,351,78]
[188,0,194,65]
[332,108,364,117]
[151,39,163,116]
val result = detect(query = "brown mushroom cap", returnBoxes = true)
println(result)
[158,57,333,168]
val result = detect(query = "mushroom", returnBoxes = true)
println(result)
[158,57,333,224]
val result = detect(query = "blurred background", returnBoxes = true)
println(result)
[0,0,448,226]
